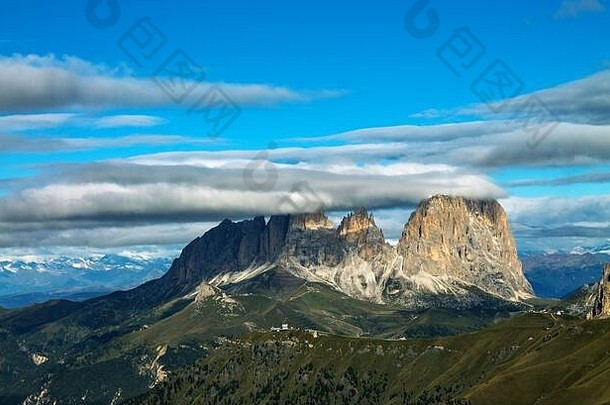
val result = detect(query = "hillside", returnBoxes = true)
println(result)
[0,281,520,404]
[130,314,610,405]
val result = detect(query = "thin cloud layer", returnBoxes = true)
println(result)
[507,171,610,187]
[462,70,610,125]
[0,162,503,223]
[0,113,167,132]
[93,115,167,128]
[555,0,606,18]
[0,133,217,153]
[0,113,76,131]
[502,195,610,250]
[303,122,610,169]
[0,54,343,112]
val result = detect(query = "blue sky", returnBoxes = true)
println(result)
[0,0,609,253]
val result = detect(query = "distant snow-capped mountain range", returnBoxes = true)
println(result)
[569,241,610,255]
[0,252,175,308]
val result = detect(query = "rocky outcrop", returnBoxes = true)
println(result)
[281,212,344,267]
[289,212,334,231]
[338,208,386,260]
[194,283,220,302]
[259,215,291,260]
[157,217,271,298]
[396,195,533,300]
[589,263,610,319]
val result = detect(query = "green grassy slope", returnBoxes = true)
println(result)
[0,282,510,404]
[0,280,596,404]
[130,314,610,405]
[120,282,508,349]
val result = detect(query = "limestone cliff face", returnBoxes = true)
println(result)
[589,263,610,319]
[280,212,344,267]
[289,212,334,231]
[159,217,267,297]
[396,195,533,300]
[259,215,291,260]
[338,208,386,260]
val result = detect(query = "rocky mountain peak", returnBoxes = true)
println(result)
[589,263,610,319]
[410,195,505,226]
[289,212,334,231]
[338,208,386,260]
[157,216,268,298]
[281,212,343,267]
[338,208,377,236]
[396,195,533,300]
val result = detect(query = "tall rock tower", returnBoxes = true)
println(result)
[589,263,610,319]
[396,195,533,300]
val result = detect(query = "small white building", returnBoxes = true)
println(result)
[281,323,289,331]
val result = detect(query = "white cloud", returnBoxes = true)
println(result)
[407,70,610,126]
[0,133,218,153]
[92,115,167,128]
[555,0,606,18]
[461,70,610,125]
[297,120,522,143]
[0,166,502,223]
[0,222,216,249]
[296,121,610,168]
[0,113,76,131]
[0,113,168,132]
[502,195,610,227]
[0,54,343,112]
[506,171,610,187]
[500,195,610,250]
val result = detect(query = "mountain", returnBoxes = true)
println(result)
[0,280,514,404]
[588,263,610,319]
[0,195,533,335]
[521,252,610,298]
[0,254,172,308]
[154,196,532,310]
[396,196,532,301]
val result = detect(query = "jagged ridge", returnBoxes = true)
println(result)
[588,263,610,319]
[155,195,533,308]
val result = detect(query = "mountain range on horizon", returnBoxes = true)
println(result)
[0,254,172,308]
